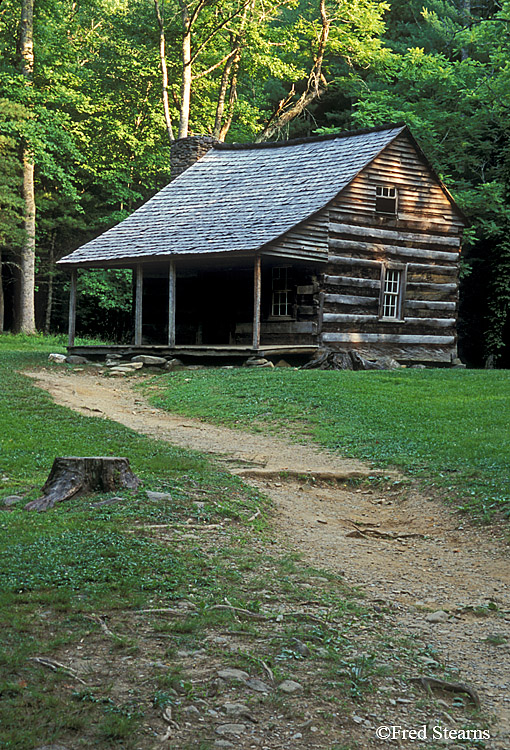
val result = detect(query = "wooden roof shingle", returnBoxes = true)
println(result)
[58,124,408,267]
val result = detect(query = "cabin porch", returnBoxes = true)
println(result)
[66,253,324,355]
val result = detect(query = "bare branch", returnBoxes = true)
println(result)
[193,48,238,80]
[256,0,330,142]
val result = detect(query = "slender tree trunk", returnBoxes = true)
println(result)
[43,234,55,334]
[256,0,330,142]
[18,0,36,333]
[213,38,236,138]
[461,0,470,60]
[218,53,241,142]
[154,0,175,142]
[179,1,192,139]
[214,1,251,141]
[20,154,36,332]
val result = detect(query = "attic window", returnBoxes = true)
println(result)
[272,267,292,317]
[376,185,397,214]
[379,264,407,320]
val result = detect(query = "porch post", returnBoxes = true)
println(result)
[68,268,77,348]
[252,254,261,350]
[168,258,176,347]
[134,264,143,346]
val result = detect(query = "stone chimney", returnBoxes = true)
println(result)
[170,135,218,180]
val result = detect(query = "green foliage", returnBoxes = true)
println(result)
[147,367,510,520]
[0,100,26,253]
[75,269,133,341]
[0,0,509,357]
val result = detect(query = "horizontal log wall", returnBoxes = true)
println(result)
[321,133,462,363]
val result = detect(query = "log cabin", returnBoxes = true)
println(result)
[58,123,467,365]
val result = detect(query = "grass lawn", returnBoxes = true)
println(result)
[0,337,495,747]
[145,367,510,521]
[0,345,265,747]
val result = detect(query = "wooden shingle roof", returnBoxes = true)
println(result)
[58,124,408,267]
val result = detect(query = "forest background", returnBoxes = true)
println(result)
[1,0,509,366]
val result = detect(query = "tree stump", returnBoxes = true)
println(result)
[25,457,141,512]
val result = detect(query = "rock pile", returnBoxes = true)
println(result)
[48,353,184,375]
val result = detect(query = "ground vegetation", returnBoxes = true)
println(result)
[2,340,497,749]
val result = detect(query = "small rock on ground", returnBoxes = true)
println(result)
[146,490,173,501]
[217,668,249,682]
[278,679,303,693]
[215,723,247,736]
[131,355,167,365]
[182,705,201,718]
[2,495,23,506]
[426,610,450,623]
[48,353,67,363]
[245,677,271,692]
[223,702,256,720]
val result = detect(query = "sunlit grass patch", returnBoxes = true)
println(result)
[145,367,510,520]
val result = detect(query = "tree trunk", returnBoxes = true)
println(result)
[19,148,36,333]
[218,54,241,142]
[25,457,141,512]
[179,2,192,139]
[18,0,36,334]
[154,0,175,142]
[213,38,236,138]
[43,234,55,334]
[461,0,471,60]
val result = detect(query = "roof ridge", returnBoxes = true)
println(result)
[214,122,407,151]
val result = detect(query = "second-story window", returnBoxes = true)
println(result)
[376,185,397,214]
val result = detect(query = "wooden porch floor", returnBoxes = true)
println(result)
[67,343,318,361]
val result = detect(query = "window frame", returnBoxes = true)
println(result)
[270,265,294,318]
[375,184,398,215]
[378,262,407,321]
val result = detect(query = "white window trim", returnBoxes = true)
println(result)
[375,184,398,215]
[271,266,293,318]
[379,263,407,321]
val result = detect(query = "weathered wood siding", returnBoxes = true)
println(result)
[318,133,463,363]
[334,135,465,231]
[263,213,329,261]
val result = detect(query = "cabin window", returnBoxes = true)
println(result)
[376,185,397,214]
[271,266,292,317]
[379,265,406,320]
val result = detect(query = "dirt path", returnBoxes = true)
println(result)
[28,368,510,747]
